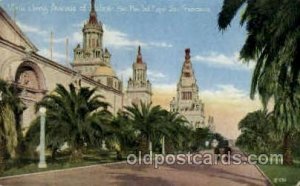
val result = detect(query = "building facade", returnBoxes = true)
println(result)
[72,0,122,92]
[126,46,152,105]
[170,49,206,129]
[0,2,123,132]
[0,0,154,132]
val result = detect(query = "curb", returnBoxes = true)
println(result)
[240,150,273,186]
[253,164,273,186]
[0,160,127,180]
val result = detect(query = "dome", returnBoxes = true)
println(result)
[93,65,116,77]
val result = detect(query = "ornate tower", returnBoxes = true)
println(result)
[170,48,205,129]
[126,46,152,105]
[72,0,121,91]
[73,0,104,76]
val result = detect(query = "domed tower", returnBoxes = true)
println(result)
[126,46,152,105]
[170,49,205,129]
[72,0,121,91]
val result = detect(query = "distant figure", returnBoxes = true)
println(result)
[222,140,231,161]
[212,139,220,160]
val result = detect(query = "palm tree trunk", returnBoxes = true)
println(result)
[51,148,58,161]
[283,133,293,165]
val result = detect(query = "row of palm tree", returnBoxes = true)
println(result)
[0,80,220,172]
[218,0,300,165]
[22,83,213,162]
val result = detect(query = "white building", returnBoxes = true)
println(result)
[72,0,122,91]
[0,1,124,131]
[126,46,152,105]
[170,48,206,129]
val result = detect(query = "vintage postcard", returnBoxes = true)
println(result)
[0,0,299,185]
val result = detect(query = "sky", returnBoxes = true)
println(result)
[0,0,262,139]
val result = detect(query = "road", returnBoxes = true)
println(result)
[0,151,270,186]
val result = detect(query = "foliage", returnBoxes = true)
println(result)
[218,0,300,165]
[236,110,280,153]
[0,79,24,159]
[121,102,201,154]
[190,127,213,151]
[124,102,165,153]
[105,111,137,159]
[26,83,111,161]
[161,111,189,153]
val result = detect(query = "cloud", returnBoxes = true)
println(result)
[148,70,167,81]
[201,84,249,103]
[23,18,173,49]
[117,68,132,82]
[199,84,261,139]
[103,25,172,49]
[43,37,68,44]
[16,21,48,36]
[192,52,255,71]
[153,83,177,92]
[38,48,67,63]
[103,25,146,48]
[72,31,83,43]
[17,21,78,46]
[149,42,173,48]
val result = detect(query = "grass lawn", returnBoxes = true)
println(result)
[259,158,300,186]
[1,149,124,177]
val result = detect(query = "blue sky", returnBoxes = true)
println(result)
[1,0,252,92]
[1,0,261,138]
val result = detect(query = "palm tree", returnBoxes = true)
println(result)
[106,111,136,160]
[27,83,111,161]
[0,79,24,174]
[160,111,188,154]
[125,102,165,156]
[218,0,300,165]
[0,79,24,159]
[192,127,214,151]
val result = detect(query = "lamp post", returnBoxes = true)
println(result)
[38,107,47,168]
[161,136,165,155]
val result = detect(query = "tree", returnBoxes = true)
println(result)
[125,102,165,156]
[236,110,277,153]
[0,79,25,174]
[26,83,111,161]
[191,127,213,151]
[0,79,24,159]
[106,111,136,160]
[160,111,189,154]
[218,0,300,165]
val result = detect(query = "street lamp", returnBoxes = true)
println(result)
[161,136,165,155]
[38,107,47,168]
